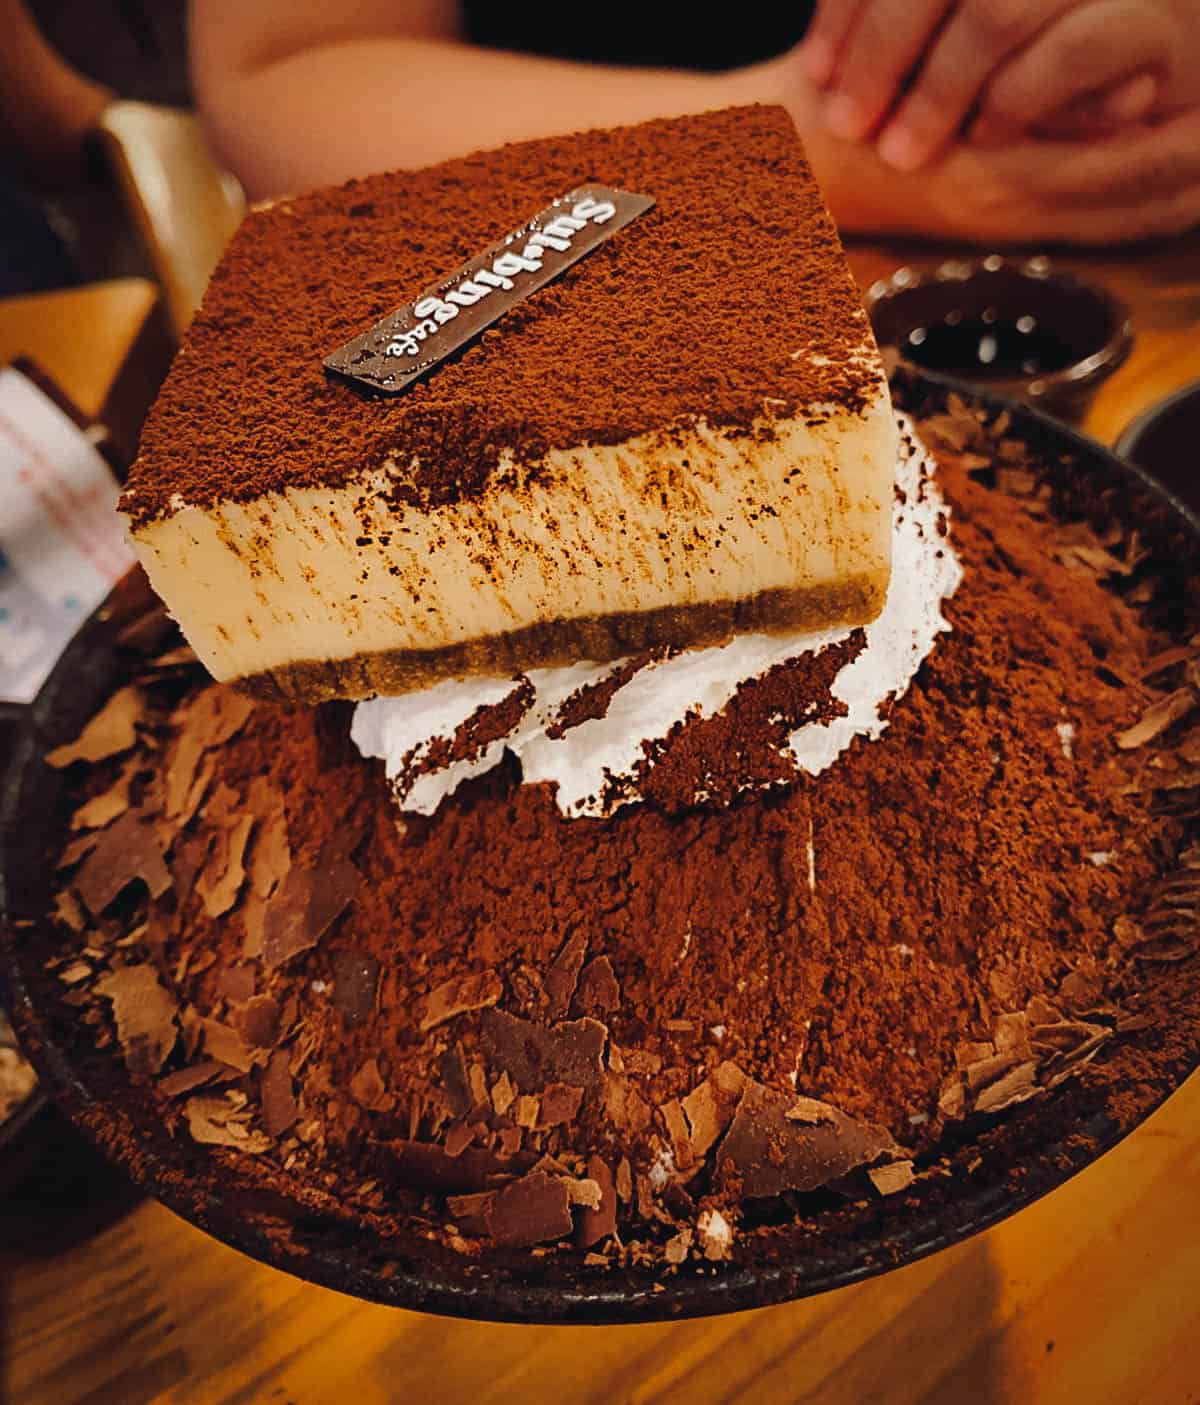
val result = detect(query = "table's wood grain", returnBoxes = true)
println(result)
[3,234,1200,1405]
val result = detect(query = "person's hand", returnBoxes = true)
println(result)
[760,42,1200,245]
[798,0,1199,171]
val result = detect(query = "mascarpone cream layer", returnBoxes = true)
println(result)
[352,415,962,818]
[126,391,896,687]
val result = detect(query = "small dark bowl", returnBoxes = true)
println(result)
[866,256,1134,421]
[1117,381,1200,514]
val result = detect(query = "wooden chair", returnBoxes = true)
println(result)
[96,100,245,340]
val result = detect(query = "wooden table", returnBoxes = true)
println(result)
[4,238,1200,1405]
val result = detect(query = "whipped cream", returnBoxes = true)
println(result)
[351,416,963,819]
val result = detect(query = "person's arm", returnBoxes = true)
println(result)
[189,0,770,198]
[190,0,1200,246]
[0,0,112,185]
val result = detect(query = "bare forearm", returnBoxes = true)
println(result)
[196,35,765,199]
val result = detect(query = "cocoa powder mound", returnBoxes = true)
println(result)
[113,449,1167,1128]
[47,404,1200,1267]
[121,106,879,524]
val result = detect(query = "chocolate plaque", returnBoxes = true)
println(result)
[324,184,654,395]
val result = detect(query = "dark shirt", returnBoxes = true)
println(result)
[463,4,815,71]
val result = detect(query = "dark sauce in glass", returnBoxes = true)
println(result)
[902,310,1080,380]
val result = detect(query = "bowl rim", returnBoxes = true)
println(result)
[2,372,1198,1324]
[1115,378,1200,463]
[864,255,1135,398]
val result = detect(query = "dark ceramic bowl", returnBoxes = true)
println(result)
[3,374,1199,1323]
[866,256,1133,421]
[1117,380,1200,514]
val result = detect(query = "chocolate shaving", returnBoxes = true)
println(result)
[261,1049,299,1136]
[544,929,588,1018]
[94,963,177,1076]
[74,812,172,914]
[217,965,256,1004]
[157,1059,228,1097]
[576,1155,617,1249]
[45,686,144,767]
[536,1082,584,1128]
[485,1169,573,1248]
[480,1008,607,1091]
[681,1063,746,1158]
[602,1073,654,1135]
[165,688,256,817]
[350,1057,396,1113]
[438,1044,474,1117]
[234,994,280,1048]
[491,1071,516,1116]
[785,1096,838,1125]
[564,1176,602,1210]
[53,889,87,932]
[574,956,621,1017]
[201,1016,261,1073]
[247,780,290,897]
[71,760,137,831]
[660,1099,695,1169]
[418,970,503,1032]
[869,1160,917,1195]
[715,1080,898,1197]
[260,856,360,971]
[1116,689,1197,750]
[973,1060,1039,1113]
[185,1094,272,1153]
[56,830,101,871]
[331,949,381,1026]
[197,812,255,919]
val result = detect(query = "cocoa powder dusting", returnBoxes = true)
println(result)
[38,398,1200,1271]
[121,106,879,524]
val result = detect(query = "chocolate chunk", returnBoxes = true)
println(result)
[544,929,588,1018]
[261,1048,299,1136]
[217,964,257,1004]
[438,1043,473,1117]
[234,994,280,1049]
[479,1008,606,1091]
[331,949,381,1026]
[573,956,621,1017]
[385,1139,534,1193]
[419,970,503,1032]
[260,856,360,971]
[484,1169,573,1249]
[576,1156,617,1250]
[94,963,177,1076]
[536,1082,584,1128]
[74,812,172,914]
[45,686,144,767]
[715,1080,898,1198]
[445,1190,493,1236]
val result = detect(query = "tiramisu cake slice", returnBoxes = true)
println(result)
[120,106,896,703]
